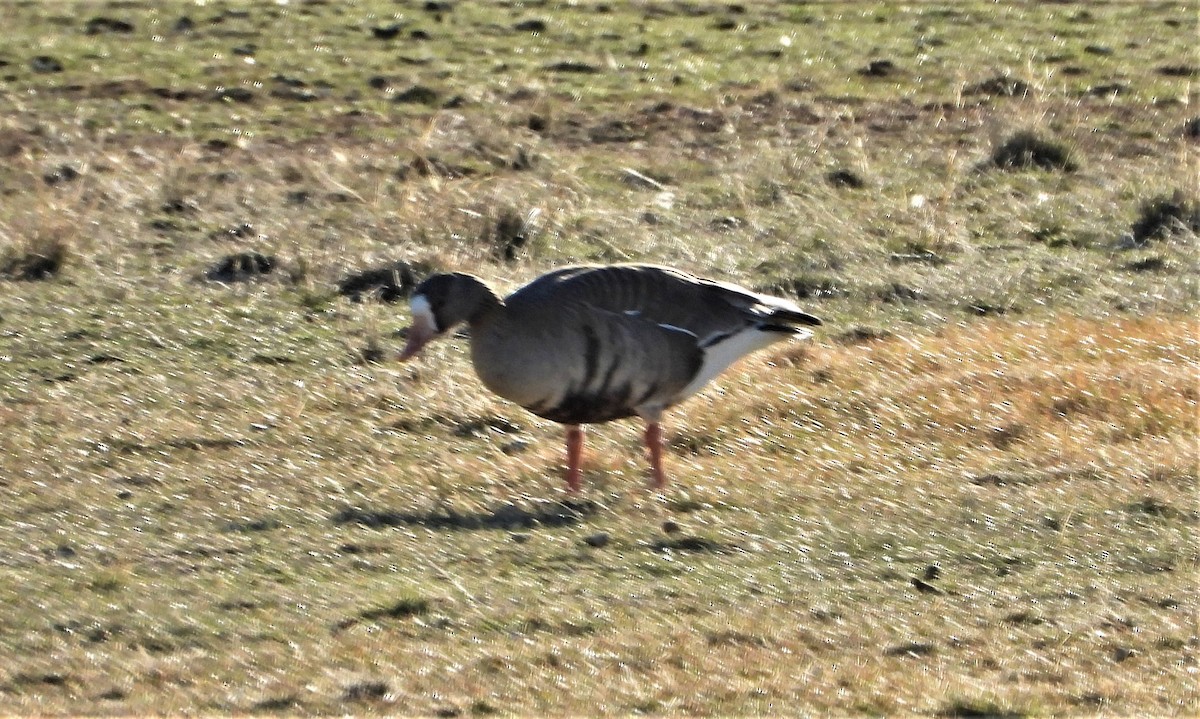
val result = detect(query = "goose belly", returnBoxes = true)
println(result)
[471,325,675,425]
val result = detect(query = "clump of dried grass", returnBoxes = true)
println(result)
[1130,191,1200,243]
[988,130,1079,172]
[0,218,73,280]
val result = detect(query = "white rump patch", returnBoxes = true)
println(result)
[677,327,795,400]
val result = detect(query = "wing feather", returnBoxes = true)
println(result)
[508,264,819,344]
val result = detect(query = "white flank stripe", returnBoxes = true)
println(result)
[657,322,698,338]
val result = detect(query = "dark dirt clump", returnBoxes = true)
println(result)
[342,681,389,702]
[1,242,68,281]
[486,208,534,261]
[859,59,899,77]
[43,164,80,186]
[826,168,867,189]
[205,252,276,282]
[1120,256,1168,273]
[85,17,134,34]
[1130,193,1200,244]
[545,61,601,74]
[371,24,402,40]
[651,535,730,553]
[251,696,300,712]
[214,87,254,103]
[514,19,548,33]
[30,56,63,73]
[967,74,1032,97]
[359,598,430,620]
[1157,64,1198,78]
[885,641,937,658]
[393,85,439,105]
[337,261,420,302]
[988,131,1078,172]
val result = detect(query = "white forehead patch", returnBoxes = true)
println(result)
[410,294,438,332]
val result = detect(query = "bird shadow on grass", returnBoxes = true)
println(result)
[331,498,599,531]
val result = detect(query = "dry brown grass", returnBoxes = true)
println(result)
[0,311,1194,716]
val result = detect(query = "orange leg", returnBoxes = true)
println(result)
[565,425,584,493]
[644,421,667,490]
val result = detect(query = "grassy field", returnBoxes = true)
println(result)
[0,1,1197,716]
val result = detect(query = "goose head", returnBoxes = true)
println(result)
[399,272,500,360]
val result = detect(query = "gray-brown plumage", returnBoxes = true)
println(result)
[398,264,821,491]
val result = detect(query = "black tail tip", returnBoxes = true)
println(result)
[762,319,821,334]
[781,311,822,327]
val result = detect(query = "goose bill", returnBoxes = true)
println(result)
[398,318,437,361]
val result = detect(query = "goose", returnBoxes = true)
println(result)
[398,264,821,492]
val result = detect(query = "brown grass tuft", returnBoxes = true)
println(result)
[988,130,1079,172]
[1130,191,1200,243]
[0,218,73,280]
